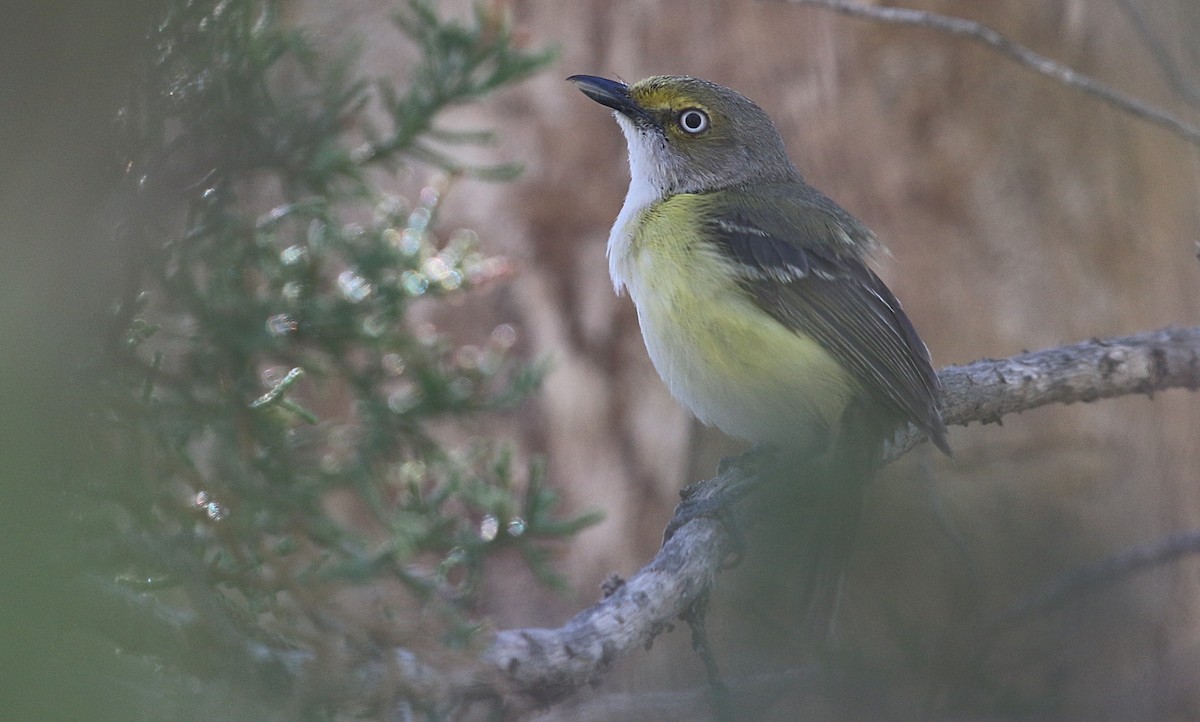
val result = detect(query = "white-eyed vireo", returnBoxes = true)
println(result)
[570,74,950,630]
[569,74,949,457]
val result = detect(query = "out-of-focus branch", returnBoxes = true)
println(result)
[997,528,1200,627]
[1114,0,1200,109]
[775,0,1200,147]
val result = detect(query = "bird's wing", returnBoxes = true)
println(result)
[705,195,949,453]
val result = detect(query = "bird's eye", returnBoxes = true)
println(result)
[677,108,710,135]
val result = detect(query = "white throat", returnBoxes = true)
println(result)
[607,114,668,295]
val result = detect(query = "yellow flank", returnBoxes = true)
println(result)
[617,194,858,449]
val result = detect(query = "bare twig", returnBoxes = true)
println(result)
[1114,0,1200,108]
[964,527,1200,680]
[775,0,1200,147]
[997,529,1200,627]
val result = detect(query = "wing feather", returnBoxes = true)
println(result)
[707,202,949,453]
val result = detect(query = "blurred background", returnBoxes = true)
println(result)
[426,2,1200,717]
[4,0,1199,720]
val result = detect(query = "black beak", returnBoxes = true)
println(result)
[567,75,656,126]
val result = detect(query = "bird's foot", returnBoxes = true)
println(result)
[663,486,746,568]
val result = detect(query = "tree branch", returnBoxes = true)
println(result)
[996,528,1200,627]
[1113,0,1200,109]
[482,509,734,706]
[94,326,1200,713]
[477,325,1200,709]
[774,0,1200,148]
[940,326,1200,422]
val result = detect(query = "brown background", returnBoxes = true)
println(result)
[305,1,1200,719]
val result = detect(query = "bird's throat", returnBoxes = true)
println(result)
[608,117,669,295]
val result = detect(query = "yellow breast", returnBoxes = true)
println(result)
[612,194,857,449]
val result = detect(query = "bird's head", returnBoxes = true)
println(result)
[568,74,799,197]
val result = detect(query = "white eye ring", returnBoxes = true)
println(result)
[677,108,709,135]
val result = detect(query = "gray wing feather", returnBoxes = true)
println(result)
[708,204,949,453]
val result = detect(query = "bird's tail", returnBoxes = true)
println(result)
[797,403,884,641]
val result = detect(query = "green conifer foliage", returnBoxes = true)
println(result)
[80,1,594,716]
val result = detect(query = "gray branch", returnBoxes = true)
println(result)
[940,326,1200,422]
[484,516,732,706]
[477,325,1200,710]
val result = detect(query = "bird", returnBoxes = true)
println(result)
[569,74,950,634]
